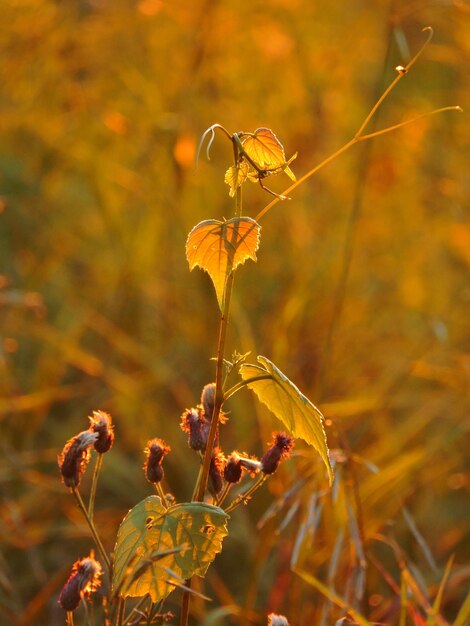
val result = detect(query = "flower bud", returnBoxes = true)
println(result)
[89,410,114,454]
[58,430,98,488]
[208,448,225,496]
[260,433,294,475]
[201,382,216,419]
[224,452,243,484]
[58,555,102,611]
[180,408,209,451]
[144,438,171,484]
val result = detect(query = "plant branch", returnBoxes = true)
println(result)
[224,475,267,514]
[255,27,460,223]
[72,488,111,571]
[88,453,103,521]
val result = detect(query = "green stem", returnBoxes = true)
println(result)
[82,596,91,626]
[180,147,243,626]
[191,463,203,502]
[88,453,103,521]
[123,595,150,626]
[224,475,267,514]
[116,596,126,626]
[155,482,168,508]
[224,374,273,401]
[72,488,111,571]
[215,482,232,507]
[194,168,242,504]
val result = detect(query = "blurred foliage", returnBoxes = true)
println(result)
[0,0,468,624]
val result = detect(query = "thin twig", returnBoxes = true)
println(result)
[88,453,103,521]
[72,488,111,571]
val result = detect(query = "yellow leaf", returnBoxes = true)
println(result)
[224,160,249,197]
[242,128,296,179]
[186,217,261,310]
[239,356,333,484]
[113,496,228,602]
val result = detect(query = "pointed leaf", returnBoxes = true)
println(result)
[186,217,261,309]
[113,496,229,602]
[239,356,333,483]
[242,128,296,179]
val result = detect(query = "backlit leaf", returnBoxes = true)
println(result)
[224,160,249,197]
[242,128,297,180]
[239,356,333,483]
[113,496,229,602]
[186,217,261,309]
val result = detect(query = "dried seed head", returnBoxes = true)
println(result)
[239,455,262,476]
[208,448,225,496]
[58,430,98,488]
[180,408,209,451]
[201,382,216,419]
[224,452,243,484]
[58,555,102,611]
[144,438,171,484]
[261,432,294,475]
[267,614,289,626]
[89,410,114,454]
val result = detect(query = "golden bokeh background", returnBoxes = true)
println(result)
[0,0,468,624]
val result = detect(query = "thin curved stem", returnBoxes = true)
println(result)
[354,26,434,138]
[72,488,111,571]
[88,453,103,521]
[255,27,460,224]
[224,475,267,514]
[358,106,462,141]
[215,482,232,507]
[223,374,273,401]
[123,595,150,626]
[154,482,168,508]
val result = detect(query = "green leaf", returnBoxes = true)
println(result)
[113,496,229,602]
[186,217,261,310]
[239,356,333,483]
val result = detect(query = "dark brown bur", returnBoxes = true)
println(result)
[144,438,171,483]
[58,430,98,488]
[58,555,102,612]
[89,410,114,453]
[260,433,294,475]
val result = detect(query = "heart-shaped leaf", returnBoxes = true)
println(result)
[242,128,296,181]
[186,217,261,310]
[239,356,333,483]
[113,496,229,602]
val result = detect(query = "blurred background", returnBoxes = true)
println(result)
[0,0,468,624]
